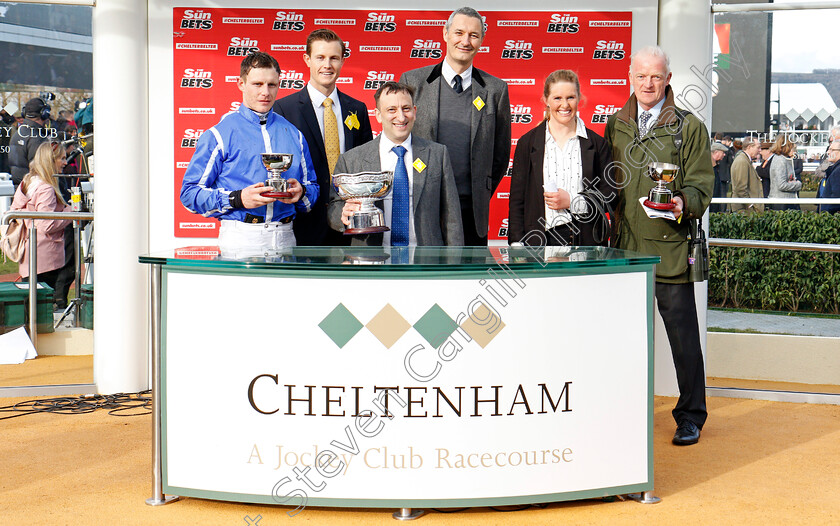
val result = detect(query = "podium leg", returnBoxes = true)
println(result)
[628,491,661,504]
[392,508,425,520]
[146,264,179,507]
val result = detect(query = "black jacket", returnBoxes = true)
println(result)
[273,88,373,246]
[508,120,615,246]
[9,118,52,187]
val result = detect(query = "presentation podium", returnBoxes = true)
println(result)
[140,245,659,513]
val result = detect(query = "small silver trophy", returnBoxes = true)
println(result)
[260,153,294,198]
[643,162,680,210]
[332,171,394,235]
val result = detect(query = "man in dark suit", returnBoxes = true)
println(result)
[399,7,511,246]
[327,82,463,247]
[273,29,373,246]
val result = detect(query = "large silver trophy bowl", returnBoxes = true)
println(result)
[332,170,394,235]
[260,153,294,198]
[643,161,680,210]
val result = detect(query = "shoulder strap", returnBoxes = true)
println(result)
[671,108,690,167]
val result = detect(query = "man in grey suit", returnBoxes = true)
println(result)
[328,81,464,247]
[399,6,511,246]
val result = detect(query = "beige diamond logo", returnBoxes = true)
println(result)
[459,302,505,348]
[366,303,411,349]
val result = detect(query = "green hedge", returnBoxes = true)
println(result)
[709,210,840,314]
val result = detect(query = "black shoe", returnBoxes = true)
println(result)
[672,420,700,445]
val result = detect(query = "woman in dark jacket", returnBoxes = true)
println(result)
[508,70,614,246]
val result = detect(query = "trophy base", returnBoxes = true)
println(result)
[260,191,294,198]
[643,199,675,211]
[344,226,390,235]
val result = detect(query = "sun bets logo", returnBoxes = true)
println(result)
[510,104,533,124]
[227,37,260,56]
[279,70,305,90]
[180,68,213,89]
[410,39,442,59]
[364,12,396,32]
[501,40,533,60]
[181,128,205,148]
[591,104,621,124]
[273,11,305,31]
[180,9,212,30]
[364,70,395,90]
[547,13,579,33]
[593,40,625,60]
[498,217,509,238]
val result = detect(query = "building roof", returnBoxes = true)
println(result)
[771,83,839,121]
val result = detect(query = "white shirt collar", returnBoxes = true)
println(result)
[441,60,473,91]
[545,117,588,143]
[307,82,338,108]
[637,97,666,126]
[574,116,588,139]
[379,133,413,156]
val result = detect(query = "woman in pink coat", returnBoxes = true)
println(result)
[12,141,71,290]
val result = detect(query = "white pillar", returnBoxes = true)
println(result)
[92,0,150,393]
[654,0,713,396]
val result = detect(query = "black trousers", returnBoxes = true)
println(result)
[655,282,708,429]
[460,206,488,247]
[52,224,76,309]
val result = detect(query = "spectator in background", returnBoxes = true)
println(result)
[711,142,729,213]
[815,125,840,181]
[711,133,733,213]
[9,97,56,187]
[730,137,763,214]
[756,141,773,198]
[818,141,840,214]
[0,107,16,174]
[10,142,74,306]
[768,135,801,211]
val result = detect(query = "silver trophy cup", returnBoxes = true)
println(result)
[260,153,294,198]
[332,171,394,235]
[644,162,680,210]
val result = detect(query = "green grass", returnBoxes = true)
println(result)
[0,258,19,276]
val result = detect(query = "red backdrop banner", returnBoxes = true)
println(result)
[173,8,632,239]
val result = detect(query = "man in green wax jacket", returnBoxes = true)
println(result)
[605,45,713,446]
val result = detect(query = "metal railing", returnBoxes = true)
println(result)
[709,196,840,251]
[713,197,840,205]
[1,210,93,348]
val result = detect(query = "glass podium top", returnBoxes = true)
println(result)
[140,246,658,274]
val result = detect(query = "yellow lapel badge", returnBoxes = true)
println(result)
[473,96,485,111]
[413,158,427,173]
[344,112,360,130]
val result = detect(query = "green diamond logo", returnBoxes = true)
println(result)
[413,304,457,348]
[319,304,363,348]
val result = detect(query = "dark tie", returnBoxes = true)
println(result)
[453,74,463,94]
[639,111,652,135]
[391,145,409,246]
